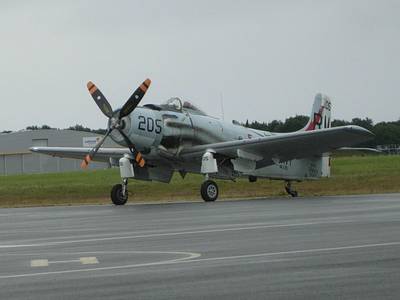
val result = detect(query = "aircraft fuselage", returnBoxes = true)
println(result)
[109,105,328,182]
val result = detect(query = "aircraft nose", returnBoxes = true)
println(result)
[108,114,132,144]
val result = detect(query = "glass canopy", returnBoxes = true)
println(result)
[160,97,207,115]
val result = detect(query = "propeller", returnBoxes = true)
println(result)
[81,79,151,169]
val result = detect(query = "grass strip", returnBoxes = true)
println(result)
[0,155,399,207]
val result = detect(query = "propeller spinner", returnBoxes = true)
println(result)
[81,79,151,169]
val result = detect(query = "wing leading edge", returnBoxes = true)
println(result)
[179,125,374,166]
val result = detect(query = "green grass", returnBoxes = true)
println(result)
[0,155,399,207]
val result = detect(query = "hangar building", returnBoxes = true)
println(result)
[0,129,119,175]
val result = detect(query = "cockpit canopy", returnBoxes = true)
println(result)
[162,97,183,111]
[145,97,207,116]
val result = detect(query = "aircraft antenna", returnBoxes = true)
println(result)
[220,92,225,121]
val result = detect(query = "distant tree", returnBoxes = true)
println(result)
[373,122,400,146]
[351,117,374,131]
[26,125,54,130]
[245,115,308,133]
[266,120,283,132]
[331,119,350,127]
[68,124,92,132]
[245,120,270,131]
[92,128,107,135]
[1,130,12,133]
[279,115,308,132]
[67,124,107,135]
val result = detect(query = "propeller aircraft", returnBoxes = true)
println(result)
[30,79,374,204]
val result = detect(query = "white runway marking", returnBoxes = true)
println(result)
[49,259,80,264]
[30,259,48,267]
[0,220,355,249]
[31,257,98,267]
[80,257,98,265]
[0,251,201,279]
[5,241,400,280]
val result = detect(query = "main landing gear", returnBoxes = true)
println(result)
[200,179,219,202]
[285,181,298,197]
[111,178,129,205]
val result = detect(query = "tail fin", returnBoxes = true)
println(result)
[302,93,332,131]
[302,93,332,177]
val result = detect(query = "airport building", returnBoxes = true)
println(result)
[0,129,118,175]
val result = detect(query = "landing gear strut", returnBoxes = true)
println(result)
[201,179,219,202]
[285,181,298,197]
[111,178,128,205]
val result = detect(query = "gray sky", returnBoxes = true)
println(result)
[1,0,399,131]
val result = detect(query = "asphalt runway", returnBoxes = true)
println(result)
[1,194,400,299]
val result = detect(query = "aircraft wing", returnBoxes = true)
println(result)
[179,125,374,167]
[30,147,129,162]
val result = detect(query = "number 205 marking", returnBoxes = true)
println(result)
[138,116,162,134]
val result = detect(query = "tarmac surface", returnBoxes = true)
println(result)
[1,194,400,299]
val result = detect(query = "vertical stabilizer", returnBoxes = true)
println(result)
[302,93,332,131]
[302,93,332,177]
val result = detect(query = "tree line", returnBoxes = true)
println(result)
[244,116,400,147]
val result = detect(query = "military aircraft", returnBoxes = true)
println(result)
[30,78,374,204]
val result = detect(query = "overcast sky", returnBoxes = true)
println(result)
[1,0,399,131]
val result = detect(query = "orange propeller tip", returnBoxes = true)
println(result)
[80,155,92,169]
[138,159,145,168]
[87,81,96,90]
[87,83,97,94]
[144,78,151,86]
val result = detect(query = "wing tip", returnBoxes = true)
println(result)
[29,147,39,153]
[345,125,374,137]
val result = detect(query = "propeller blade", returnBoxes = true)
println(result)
[119,78,151,118]
[81,129,112,169]
[118,129,145,167]
[87,81,114,118]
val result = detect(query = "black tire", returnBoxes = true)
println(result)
[111,184,128,205]
[200,180,219,202]
[248,175,257,183]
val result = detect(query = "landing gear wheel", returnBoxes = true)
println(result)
[111,184,128,205]
[201,180,219,202]
[285,181,298,198]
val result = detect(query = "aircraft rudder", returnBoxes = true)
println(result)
[302,93,332,131]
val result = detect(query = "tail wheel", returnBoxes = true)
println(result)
[201,180,219,202]
[284,181,298,197]
[111,184,128,205]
